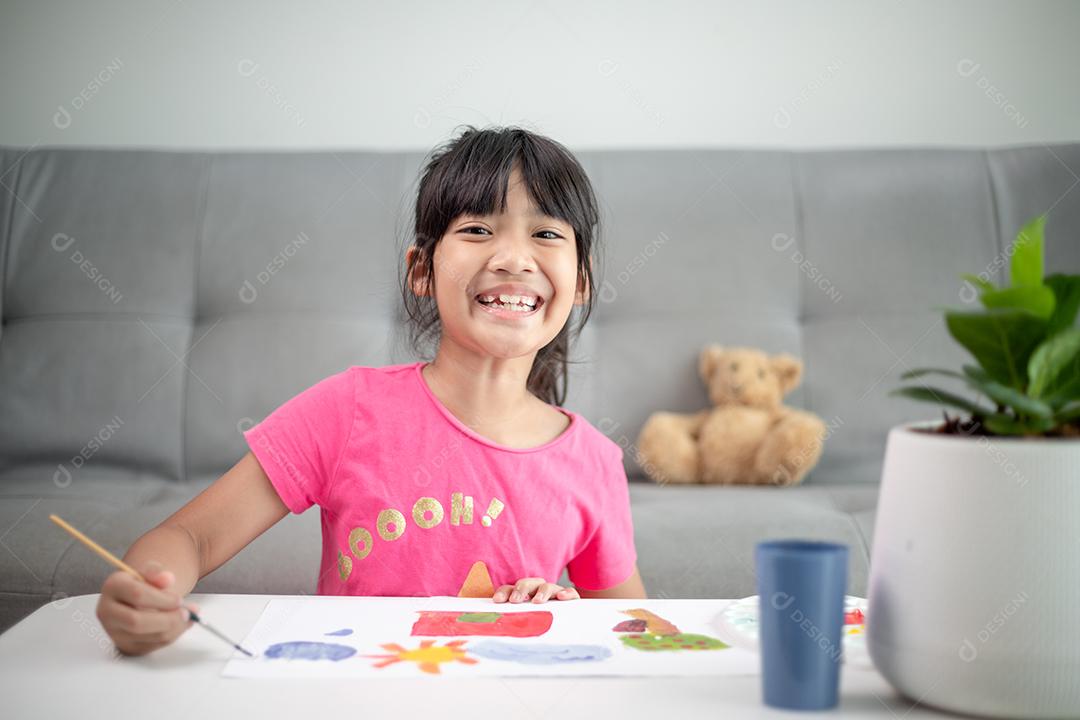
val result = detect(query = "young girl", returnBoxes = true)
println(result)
[96,126,646,656]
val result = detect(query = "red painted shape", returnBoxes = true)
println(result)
[844,608,866,625]
[411,610,553,637]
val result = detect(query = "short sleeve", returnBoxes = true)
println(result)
[567,446,638,591]
[242,367,356,514]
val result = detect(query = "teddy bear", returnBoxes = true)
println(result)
[635,345,827,486]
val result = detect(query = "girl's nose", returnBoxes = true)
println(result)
[487,234,537,274]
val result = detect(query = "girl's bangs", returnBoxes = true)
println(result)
[430,137,583,233]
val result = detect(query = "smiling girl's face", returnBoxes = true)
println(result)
[409,166,590,361]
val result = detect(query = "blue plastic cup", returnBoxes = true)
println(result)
[755,539,849,711]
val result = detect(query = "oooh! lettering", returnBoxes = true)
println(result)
[336,492,506,582]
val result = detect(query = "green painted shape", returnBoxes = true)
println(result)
[619,632,729,652]
[456,612,502,623]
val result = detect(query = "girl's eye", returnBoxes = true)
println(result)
[459,227,563,240]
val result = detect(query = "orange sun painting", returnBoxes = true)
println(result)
[364,639,479,674]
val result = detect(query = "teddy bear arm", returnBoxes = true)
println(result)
[635,411,707,484]
[698,408,774,485]
[752,411,827,486]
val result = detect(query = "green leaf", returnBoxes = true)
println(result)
[1027,327,1080,401]
[965,376,1053,417]
[1010,214,1046,288]
[889,386,995,417]
[1055,402,1080,424]
[1046,396,1074,411]
[983,413,1057,436]
[962,364,991,382]
[962,273,996,294]
[896,365,1051,416]
[899,367,967,381]
[979,286,1056,319]
[945,309,1050,388]
[1045,273,1080,336]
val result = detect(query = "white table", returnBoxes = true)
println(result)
[0,593,964,719]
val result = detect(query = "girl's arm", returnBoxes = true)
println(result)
[121,451,290,595]
[576,565,648,600]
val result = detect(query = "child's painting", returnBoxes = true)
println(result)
[221,596,762,678]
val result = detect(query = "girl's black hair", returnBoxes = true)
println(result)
[400,125,601,407]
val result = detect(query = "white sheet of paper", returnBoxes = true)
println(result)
[222,596,761,678]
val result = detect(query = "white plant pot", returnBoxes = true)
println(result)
[868,420,1080,717]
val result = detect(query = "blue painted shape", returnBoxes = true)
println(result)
[324,628,354,636]
[468,640,612,665]
[264,641,356,661]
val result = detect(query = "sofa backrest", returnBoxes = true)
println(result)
[1,144,1078,484]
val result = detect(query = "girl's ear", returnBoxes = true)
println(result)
[406,245,430,297]
[574,255,595,305]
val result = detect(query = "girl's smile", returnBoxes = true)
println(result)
[473,282,547,321]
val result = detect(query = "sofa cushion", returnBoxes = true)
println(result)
[628,482,878,599]
[0,462,177,632]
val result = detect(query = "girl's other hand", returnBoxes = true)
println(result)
[96,560,198,656]
[492,577,580,603]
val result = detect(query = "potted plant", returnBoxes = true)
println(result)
[867,214,1080,718]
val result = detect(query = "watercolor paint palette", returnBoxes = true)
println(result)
[711,595,871,669]
[222,596,763,678]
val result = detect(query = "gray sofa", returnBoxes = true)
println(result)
[2,143,1078,635]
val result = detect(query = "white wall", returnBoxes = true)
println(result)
[1,0,1077,151]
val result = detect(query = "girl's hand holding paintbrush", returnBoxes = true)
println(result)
[96,560,200,657]
[47,514,256,657]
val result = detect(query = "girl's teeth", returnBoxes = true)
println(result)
[477,293,539,311]
[480,298,535,312]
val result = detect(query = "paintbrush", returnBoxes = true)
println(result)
[48,513,254,657]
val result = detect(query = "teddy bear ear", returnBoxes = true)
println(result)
[699,345,725,381]
[770,353,803,394]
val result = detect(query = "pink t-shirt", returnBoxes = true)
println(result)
[242,361,637,597]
